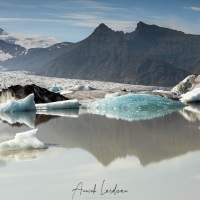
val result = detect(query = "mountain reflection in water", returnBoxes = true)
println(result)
[0,108,200,166]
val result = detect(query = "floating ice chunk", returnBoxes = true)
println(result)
[82,94,184,121]
[49,86,63,93]
[69,85,95,91]
[180,88,200,103]
[0,94,36,113]
[60,90,74,95]
[105,92,121,98]
[0,129,46,152]
[36,99,79,110]
[0,111,36,128]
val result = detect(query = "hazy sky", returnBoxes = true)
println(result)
[0,0,200,42]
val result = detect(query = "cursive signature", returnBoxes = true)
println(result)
[72,180,128,199]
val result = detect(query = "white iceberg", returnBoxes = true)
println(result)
[60,90,74,95]
[180,88,200,103]
[105,92,121,98]
[36,99,79,110]
[82,94,184,121]
[0,94,36,113]
[0,129,46,152]
[68,85,95,91]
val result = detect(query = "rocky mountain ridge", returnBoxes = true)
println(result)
[0,22,199,86]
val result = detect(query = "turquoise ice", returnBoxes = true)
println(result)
[82,94,185,121]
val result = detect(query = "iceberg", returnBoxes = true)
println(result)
[36,99,79,110]
[0,94,36,113]
[180,88,200,103]
[68,85,95,91]
[82,94,184,121]
[0,129,46,152]
[105,92,121,98]
[49,86,63,93]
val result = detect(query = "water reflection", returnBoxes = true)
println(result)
[0,111,36,128]
[0,147,61,165]
[0,108,200,167]
[0,109,79,128]
[179,104,200,122]
[37,111,200,166]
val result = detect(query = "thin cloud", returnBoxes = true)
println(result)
[184,6,200,11]
[0,17,70,23]
[43,0,123,11]
[0,2,37,9]
[60,13,136,32]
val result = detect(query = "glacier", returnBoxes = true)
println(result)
[0,93,36,112]
[82,94,185,121]
[0,129,46,152]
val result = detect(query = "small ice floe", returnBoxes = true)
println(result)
[60,90,74,95]
[49,86,63,93]
[0,129,46,152]
[180,88,200,103]
[105,92,121,98]
[36,99,79,110]
[68,85,95,91]
[0,94,36,113]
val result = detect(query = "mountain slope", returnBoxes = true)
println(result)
[125,21,200,74]
[1,22,198,86]
[0,40,26,61]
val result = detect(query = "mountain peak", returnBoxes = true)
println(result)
[136,21,158,31]
[0,28,7,35]
[93,23,112,33]
[134,21,184,36]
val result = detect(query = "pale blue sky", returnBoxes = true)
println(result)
[0,0,200,42]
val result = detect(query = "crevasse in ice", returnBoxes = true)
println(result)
[82,94,185,121]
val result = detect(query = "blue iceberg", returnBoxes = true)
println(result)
[82,94,185,121]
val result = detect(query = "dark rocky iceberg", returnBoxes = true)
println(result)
[0,84,68,103]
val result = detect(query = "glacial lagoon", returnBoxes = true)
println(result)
[0,106,200,200]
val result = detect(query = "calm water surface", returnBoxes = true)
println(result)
[0,109,200,200]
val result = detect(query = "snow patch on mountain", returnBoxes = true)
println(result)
[0,50,13,61]
[0,31,60,49]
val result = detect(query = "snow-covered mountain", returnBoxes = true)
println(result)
[0,39,26,61]
[0,28,59,49]
[0,27,60,61]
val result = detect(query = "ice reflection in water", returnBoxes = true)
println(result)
[0,107,200,200]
